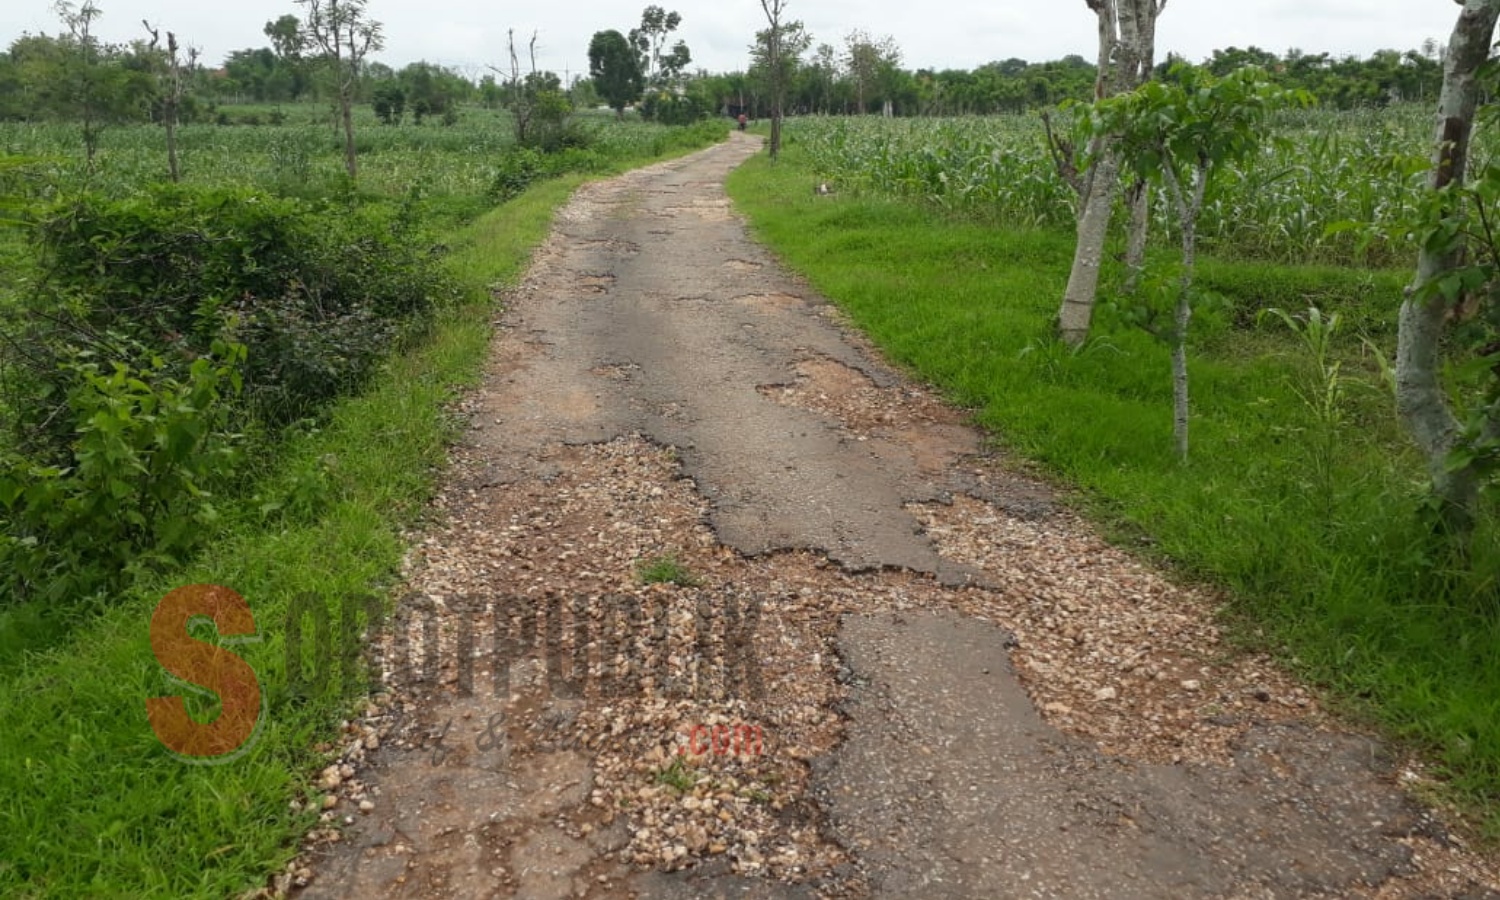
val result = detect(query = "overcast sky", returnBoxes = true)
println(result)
[0,1,1457,81]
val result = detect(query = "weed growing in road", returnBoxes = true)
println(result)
[654,758,698,794]
[636,552,702,587]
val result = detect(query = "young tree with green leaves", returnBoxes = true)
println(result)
[295,0,383,178]
[589,29,643,119]
[841,30,899,115]
[371,81,404,123]
[1092,66,1304,460]
[752,4,808,159]
[53,1,109,164]
[1395,0,1500,540]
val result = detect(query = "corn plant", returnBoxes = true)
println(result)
[1259,306,1355,523]
[787,104,1447,267]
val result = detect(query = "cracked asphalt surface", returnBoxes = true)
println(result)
[295,133,1500,900]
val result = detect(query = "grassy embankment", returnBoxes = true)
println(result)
[0,125,726,898]
[727,145,1500,836]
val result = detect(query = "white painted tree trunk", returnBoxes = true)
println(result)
[1396,0,1500,534]
[1057,0,1166,346]
[1058,147,1121,345]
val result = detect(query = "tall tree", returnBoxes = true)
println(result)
[263,13,308,99]
[44,3,157,162]
[842,30,900,114]
[589,30,644,119]
[264,14,302,60]
[1055,0,1168,347]
[295,0,383,178]
[629,6,690,86]
[54,0,104,164]
[751,7,809,158]
[1396,0,1500,538]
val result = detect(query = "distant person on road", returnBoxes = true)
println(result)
[737,113,748,132]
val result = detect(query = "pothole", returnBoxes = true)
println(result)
[577,273,617,295]
[577,239,641,257]
[732,292,803,312]
[591,363,641,382]
[660,202,733,222]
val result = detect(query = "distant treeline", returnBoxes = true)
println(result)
[0,17,1447,127]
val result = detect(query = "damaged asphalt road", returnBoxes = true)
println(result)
[294,133,1500,900]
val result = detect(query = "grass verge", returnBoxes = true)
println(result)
[727,147,1500,837]
[0,130,726,898]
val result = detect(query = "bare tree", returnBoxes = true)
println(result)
[492,29,568,147]
[1396,0,1500,537]
[296,0,383,179]
[142,21,187,182]
[1055,0,1168,347]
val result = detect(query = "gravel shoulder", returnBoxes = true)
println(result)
[286,134,1500,899]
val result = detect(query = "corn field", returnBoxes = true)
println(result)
[789,106,1453,267]
[0,108,702,203]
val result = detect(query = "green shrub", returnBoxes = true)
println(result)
[20,185,453,431]
[0,343,244,604]
[0,184,455,606]
[488,146,546,201]
[642,91,709,126]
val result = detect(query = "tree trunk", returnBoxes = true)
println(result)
[1160,160,1206,462]
[768,34,783,158]
[1058,146,1121,345]
[340,90,358,178]
[1172,197,1198,463]
[1123,178,1150,292]
[166,119,180,183]
[1056,0,1166,345]
[166,32,181,183]
[1396,0,1500,535]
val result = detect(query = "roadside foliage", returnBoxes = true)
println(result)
[0,97,727,896]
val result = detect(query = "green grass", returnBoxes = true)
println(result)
[728,146,1500,837]
[635,552,702,587]
[653,757,699,794]
[0,124,726,897]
